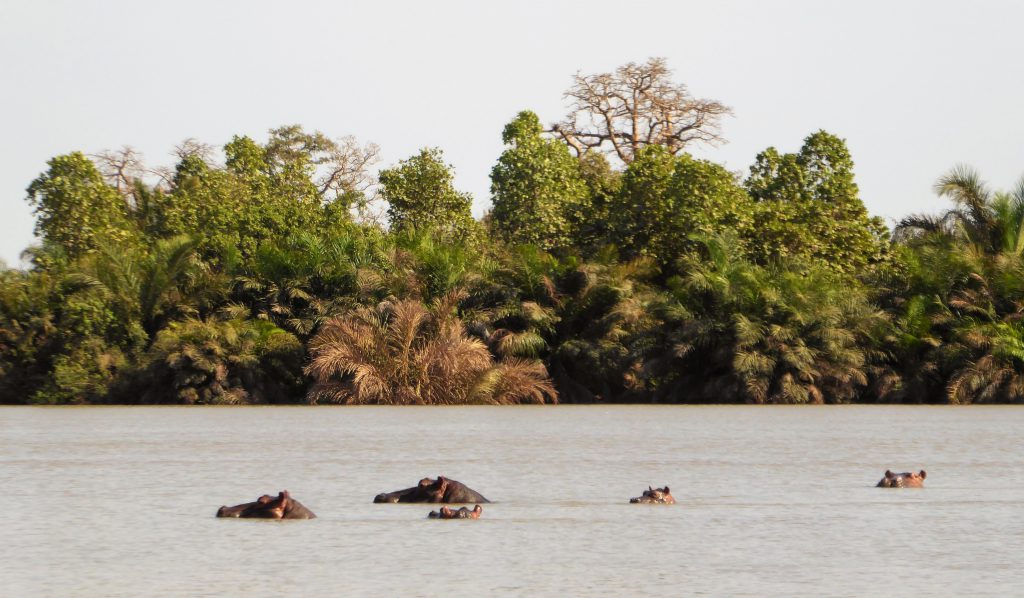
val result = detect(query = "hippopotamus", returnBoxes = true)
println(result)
[216,490,317,519]
[876,470,927,488]
[373,476,490,503]
[629,486,676,504]
[428,505,483,519]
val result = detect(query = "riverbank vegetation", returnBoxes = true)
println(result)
[3,58,1022,404]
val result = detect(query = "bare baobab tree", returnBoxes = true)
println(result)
[92,146,147,196]
[550,57,731,163]
[93,144,188,198]
[264,125,381,203]
[317,134,381,201]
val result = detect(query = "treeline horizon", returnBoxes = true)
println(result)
[3,58,1023,405]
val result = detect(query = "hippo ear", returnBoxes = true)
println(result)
[885,470,895,479]
[919,470,927,479]
[663,486,670,494]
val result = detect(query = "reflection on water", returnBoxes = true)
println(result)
[3,406,1022,596]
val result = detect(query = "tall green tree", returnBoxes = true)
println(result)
[26,153,136,258]
[160,128,369,263]
[608,146,753,269]
[489,110,589,251]
[379,148,477,241]
[574,152,622,254]
[745,130,889,273]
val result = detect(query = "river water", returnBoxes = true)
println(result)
[2,406,1021,596]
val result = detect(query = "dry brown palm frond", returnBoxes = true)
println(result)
[489,329,548,358]
[306,296,555,405]
[385,300,429,385]
[432,288,468,323]
[484,358,558,405]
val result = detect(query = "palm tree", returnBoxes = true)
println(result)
[234,231,360,338]
[641,231,763,402]
[400,230,479,301]
[351,228,478,304]
[645,231,885,403]
[305,290,557,404]
[0,268,60,402]
[459,244,560,361]
[871,294,949,403]
[947,321,1024,403]
[462,243,654,402]
[892,166,1024,403]
[939,248,1024,403]
[545,257,654,402]
[896,165,1024,256]
[143,316,303,404]
[67,235,204,341]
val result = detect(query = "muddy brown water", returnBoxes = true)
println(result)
[3,405,1021,596]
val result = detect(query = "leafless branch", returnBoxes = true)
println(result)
[92,146,146,198]
[173,138,216,164]
[316,135,381,200]
[548,57,731,164]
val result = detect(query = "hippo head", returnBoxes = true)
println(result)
[373,491,401,503]
[429,476,450,501]
[429,504,484,519]
[630,486,676,504]
[217,494,273,518]
[877,469,927,488]
[413,476,449,502]
[262,491,292,519]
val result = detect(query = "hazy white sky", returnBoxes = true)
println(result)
[2,0,1022,266]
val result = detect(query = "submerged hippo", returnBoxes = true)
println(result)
[876,470,927,488]
[216,490,317,519]
[428,505,483,519]
[629,486,676,504]
[374,476,491,504]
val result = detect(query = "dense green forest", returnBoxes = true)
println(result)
[3,59,1023,405]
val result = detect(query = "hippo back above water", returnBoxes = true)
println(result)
[373,476,490,503]
[876,470,927,488]
[216,490,317,519]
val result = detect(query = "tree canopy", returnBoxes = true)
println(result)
[489,110,590,251]
[380,147,478,241]
[4,58,1023,405]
